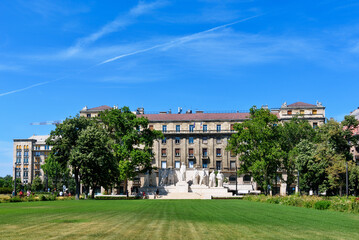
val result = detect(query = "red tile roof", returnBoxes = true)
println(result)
[287,102,316,107]
[142,113,250,121]
[88,105,112,111]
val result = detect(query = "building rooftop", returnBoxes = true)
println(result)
[28,135,49,144]
[142,112,251,122]
[287,102,317,107]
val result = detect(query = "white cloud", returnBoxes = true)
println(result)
[63,1,167,57]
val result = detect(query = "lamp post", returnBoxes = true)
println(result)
[346,161,349,199]
[297,169,300,195]
[235,165,238,196]
[14,167,17,196]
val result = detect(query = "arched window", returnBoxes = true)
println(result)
[229,175,236,182]
[243,175,251,182]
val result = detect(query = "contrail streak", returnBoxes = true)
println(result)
[0,14,262,97]
[99,14,262,65]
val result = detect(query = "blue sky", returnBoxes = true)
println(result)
[1,0,359,176]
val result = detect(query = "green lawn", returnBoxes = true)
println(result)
[1,200,359,240]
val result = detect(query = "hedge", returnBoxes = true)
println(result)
[95,196,141,200]
[244,195,359,214]
[0,187,12,194]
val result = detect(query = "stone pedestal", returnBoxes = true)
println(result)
[176,181,189,193]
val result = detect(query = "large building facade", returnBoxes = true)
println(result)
[79,101,325,195]
[13,135,51,184]
[13,102,325,195]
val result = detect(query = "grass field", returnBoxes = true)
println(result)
[1,200,359,240]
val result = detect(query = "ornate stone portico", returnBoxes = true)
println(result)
[140,163,233,199]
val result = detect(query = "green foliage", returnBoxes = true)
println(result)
[31,176,44,192]
[0,175,13,188]
[95,195,140,200]
[227,106,283,195]
[46,115,94,199]
[314,200,331,210]
[72,125,118,198]
[99,107,163,186]
[244,195,359,213]
[0,187,12,194]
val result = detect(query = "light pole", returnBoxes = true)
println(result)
[346,161,349,199]
[297,169,300,195]
[235,165,238,196]
[14,167,17,196]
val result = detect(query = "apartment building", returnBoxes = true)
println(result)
[13,135,51,184]
[80,101,325,195]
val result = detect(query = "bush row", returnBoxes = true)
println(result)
[95,196,141,200]
[212,197,243,200]
[244,195,359,213]
[0,195,75,203]
[0,187,12,194]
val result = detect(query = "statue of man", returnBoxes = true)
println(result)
[217,170,224,188]
[160,169,168,186]
[192,168,199,185]
[199,169,207,186]
[168,169,175,185]
[180,162,186,182]
[209,170,216,188]
[143,172,150,187]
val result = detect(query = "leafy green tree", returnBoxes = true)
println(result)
[279,116,316,193]
[292,139,328,194]
[42,153,66,191]
[99,107,163,193]
[31,176,43,192]
[227,106,283,195]
[46,115,94,200]
[0,175,13,188]
[72,125,118,198]
[316,117,359,195]
[349,164,359,196]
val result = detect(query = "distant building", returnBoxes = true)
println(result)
[13,135,51,184]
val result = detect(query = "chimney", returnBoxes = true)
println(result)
[186,109,192,114]
[137,107,144,115]
[159,111,167,114]
[196,110,204,114]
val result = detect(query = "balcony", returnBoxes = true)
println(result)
[188,154,195,159]
[202,154,209,159]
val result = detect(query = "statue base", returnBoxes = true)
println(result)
[175,181,189,193]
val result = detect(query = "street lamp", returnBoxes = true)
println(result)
[14,167,17,196]
[235,164,238,196]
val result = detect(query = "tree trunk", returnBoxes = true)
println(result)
[75,170,80,200]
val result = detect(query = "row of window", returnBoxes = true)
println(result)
[160,160,238,170]
[161,148,236,157]
[287,109,318,115]
[162,137,224,144]
[16,145,29,150]
[161,124,231,132]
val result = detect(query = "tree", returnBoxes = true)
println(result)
[316,117,359,195]
[31,176,44,192]
[46,115,94,200]
[42,153,66,191]
[227,106,283,195]
[71,125,118,198]
[279,116,316,194]
[292,139,328,194]
[0,175,13,188]
[99,107,163,194]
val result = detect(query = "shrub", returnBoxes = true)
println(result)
[0,187,12,194]
[95,196,140,200]
[314,200,331,210]
[10,197,22,202]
